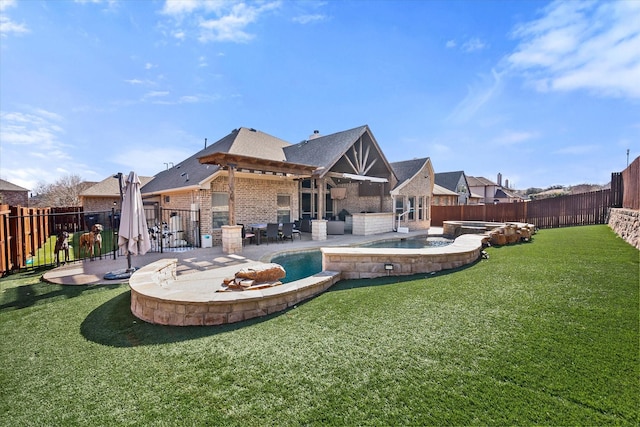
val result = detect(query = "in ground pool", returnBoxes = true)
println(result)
[272,237,452,283]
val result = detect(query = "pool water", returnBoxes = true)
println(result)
[272,237,452,283]
[360,236,452,249]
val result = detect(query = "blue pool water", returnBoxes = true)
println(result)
[271,237,452,283]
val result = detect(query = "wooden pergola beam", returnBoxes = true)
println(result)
[198,152,317,176]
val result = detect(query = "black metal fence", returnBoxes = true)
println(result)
[1,206,200,274]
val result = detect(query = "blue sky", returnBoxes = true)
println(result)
[1,0,638,192]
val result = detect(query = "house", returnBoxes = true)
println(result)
[80,174,154,212]
[467,173,522,204]
[142,125,434,248]
[0,179,29,206]
[435,171,472,205]
[432,183,460,206]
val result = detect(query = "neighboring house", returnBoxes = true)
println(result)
[467,174,522,204]
[80,174,154,212]
[432,183,459,206]
[434,171,472,205]
[142,125,434,244]
[0,179,29,206]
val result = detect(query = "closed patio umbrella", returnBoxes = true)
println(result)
[105,171,150,280]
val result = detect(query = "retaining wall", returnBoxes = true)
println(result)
[608,208,639,249]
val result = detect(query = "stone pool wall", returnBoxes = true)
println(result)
[130,259,340,326]
[321,234,486,280]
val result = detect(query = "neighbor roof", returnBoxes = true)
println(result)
[81,174,154,197]
[467,176,497,187]
[433,183,459,196]
[0,178,28,192]
[435,171,466,192]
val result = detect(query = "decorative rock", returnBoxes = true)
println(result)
[235,263,286,282]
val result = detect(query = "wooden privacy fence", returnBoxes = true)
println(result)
[431,163,638,228]
[431,189,613,228]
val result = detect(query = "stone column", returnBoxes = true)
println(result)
[312,219,327,241]
[221,225,243,254]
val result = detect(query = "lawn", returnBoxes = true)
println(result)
[0,225,638,426]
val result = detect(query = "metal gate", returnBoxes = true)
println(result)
[143,207,200,253]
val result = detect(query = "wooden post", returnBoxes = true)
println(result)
[316,178,325,219]
[228,164,236,226]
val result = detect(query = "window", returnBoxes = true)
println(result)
[212,192,228,228]
[277,194,291,223]
[408,196,416,220]
[395,197,404,217]
[418,196,424,220]
[425,197,430,219]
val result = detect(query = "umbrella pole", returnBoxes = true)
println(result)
[127,252,133,272]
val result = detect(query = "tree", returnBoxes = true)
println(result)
[32,174,88,207]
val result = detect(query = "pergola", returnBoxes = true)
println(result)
[198,152,318,225]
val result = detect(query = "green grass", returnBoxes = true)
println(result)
[1,225,638,426]
[28,229,117,268]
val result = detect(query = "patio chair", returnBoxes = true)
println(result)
[239,224,255,245]
[280,222,294,241]
[292,223,301,240]
[265,223,280,244]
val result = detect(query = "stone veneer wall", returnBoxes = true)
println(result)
[351,212,394,235]
[608,208,639,249]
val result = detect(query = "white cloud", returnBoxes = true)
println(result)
[554,144,599,155]
[445,39,456,48]
[160,0,281,43]
[462,37,487,52]
[508,0,640,99]
[144,90,170,98]
[447,69,504,123]
[0,0,17,12]
[0,108,77,190]
[292,14,326,24]
[492,130,538,146]
[0,0,29,38]
[0,110,64,147]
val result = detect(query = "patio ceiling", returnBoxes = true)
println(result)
[198,152,318,177]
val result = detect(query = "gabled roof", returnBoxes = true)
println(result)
[467,176,497,187]
[0,178,28,192]
[390,158,429,185]
[284,125,395,182]
[433,183,459,196]
[495,188,522,200]
[142,127,291,194]
[284,125,368,168]
[81,174,154,197]
[435,171,466,192]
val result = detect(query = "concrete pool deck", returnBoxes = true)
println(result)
[43,228,441,286]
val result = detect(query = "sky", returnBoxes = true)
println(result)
[1,0,639,193]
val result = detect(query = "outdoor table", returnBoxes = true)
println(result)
[249,223,267,245]
[248,223,282,245]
